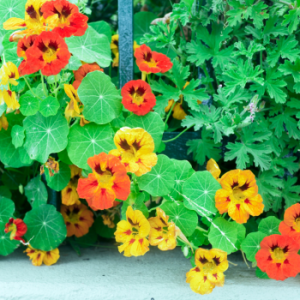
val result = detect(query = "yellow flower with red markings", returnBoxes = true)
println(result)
[61,203,94,238]
[215,169,264,224]
[0,114,9,131]
[0,89,20,112]
[115,206,150,257]
[64,84,82,122]
[62,165,82,206]
[4,218,27,243]
[40,156,59,177]
[109,127,157,176]
[0,62,19,86]
[206,158,221,180]
[148,208,177,251]
[24,246,60,266]
[186,248,228,295]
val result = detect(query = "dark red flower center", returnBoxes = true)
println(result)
[143,51,152,62]
[26,5,37,19]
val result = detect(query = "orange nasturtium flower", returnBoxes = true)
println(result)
[0,114,9,131]
[73,63,103,90]
[206,158,221,180]
[4,218,27,242]
[134,44,173,74]
[279,203,300,245]
[215,169,264,224]
[61,165,82,206]
[41,0,88,38]
[0,89,20,112]
[114,206,150,257]
[255,234,300,281]
[40,156,59,177]
[24,246,60,266]
[0,62,19,86]
[64,84,82,122]
[77,153,131,210]
[148,208,177,251]
[186,248,228,295]
[17,35,37,76]
[61,203,94,237]
[121,80,156,116]
[109,127,157,176]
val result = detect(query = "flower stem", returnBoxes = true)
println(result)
[196,226,208,233]
[163,125,194,143]
[40,71,47,97]
[241,250,250,269]
[142,72,147,81]
[23,76,43,100]
[164,100,176,125]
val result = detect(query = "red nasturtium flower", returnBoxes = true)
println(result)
[77,153,131,210]
[134,44,173,74]
[73,63,103,90]
[4,218,27,242]
[121,80,156,116]
[17,35,37,76]
[23,31,71,76]
[255,234,300,281]
[41,0,88,38]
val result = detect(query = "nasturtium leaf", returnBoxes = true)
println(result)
[58,149,73,165]
[24,204,67,251]
[0,186,12,199]
[189,228,208,248]
[67,123,115,169]
[19,93,40,116]
[160,201,198,237]
[232,222,246,249]
[89,20,112,41]
[44,162,71,192]
[4,45,23,67]
[125,112,164,151]
[182,171,220,217]
[256,267,270,279]
[0,223,19,256]
[23,112,69,163]
[0,0,26,28]
[24,176,48,208]
[258,216,281,236]
[121,192,149,219]
[0,102,6,115]
[39,96,60,117]
[65,55,82,71]
[11,125,25,148]
[75,224,98,247]
[208,217,238,254]
[168,159,194,201]
[0,197,15,225]
[95,214,120,239]
[66,26,111,68]
[78,71,122,125]
[241,231,267,262]
[137,155,175,197]
[134,11,157,44]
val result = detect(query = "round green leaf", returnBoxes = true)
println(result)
[160,201,198,236]
[0,197,15,225]
[0,223,19,256]
[232,222,246,249]
[208,217,238,254]
[19,93,40,116]
[134,12,156,43]
[65,55,82,71]
[182,171,221,217]
[258,216,281,235]
[137,154,175,197]
[23,112,69,163]
[0,186,12,199]
[89,21,112,41]
[66,26,111,68]
[189,229,208,248]
[24,204,67,251]
[78,71,122,125]
[0,0,26,28]
[125,112,164,151]
[24,176,48,208]
[39,96,60,117]
[241,231,267,262]
[11,125,25,148]
[44,162,71,192]
[256,267,270,279]
[67,123,115,169]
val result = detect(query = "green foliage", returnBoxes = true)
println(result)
[24,176,48,208]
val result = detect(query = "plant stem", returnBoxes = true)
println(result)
[241,250,250,269]
[196,226,208,233]
[260,50,263,68]
[23,76,43,100]
[228,260,238,267]
[163,125,194,143]
[40,71,47,97]
[164,101,176,125]
[201,64,214,93]
[142,72,147,81]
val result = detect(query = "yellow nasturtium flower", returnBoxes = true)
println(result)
[24,246,60,266]
[186,248,228,295]
[64,84,82,121]
[206,158,221,180]
[114,206,150,257]
[0,114,9,131]
[0,90,20,112]
[0,62,19,86]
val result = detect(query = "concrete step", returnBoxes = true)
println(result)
[0,245,299,300]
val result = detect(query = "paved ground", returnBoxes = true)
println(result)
[0,245,299,300]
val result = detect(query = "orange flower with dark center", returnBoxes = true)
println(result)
[24,246,60,266]
[62,165,82,206]
[121,80,156,116]
[4,218,27,243]
[77,153,131,210]
[41,0,88,38]
[255,234,300,281]
[24,31,71,76]
[73,63,103,90]
[134,44,173,74]
[61,203,94,237]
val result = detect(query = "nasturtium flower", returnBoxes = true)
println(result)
[17,35,37,75]
[255,234,300,281]
[62,165,82,206]
[4,218,27,242]
[148,208,177,251]
[73,63,103,90]
[102,215,115,228]
[24,31,71,76]
[0,114,9,131]
[77,153,131,210]
[206,158,221,180]
[279,203,300,245]
[215,169,264,224]
[64,84,82,122]
[109,127,157,177]
[121,80,156,116]
[0,90,20,112]
[0,62,19,86]
[114,206,150,257]
[186,248,228,295]
[61,203,94,237]
[134,44,173,74]
[40,156,59,177]
[24,246,60,266]
[41,0,88,38]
